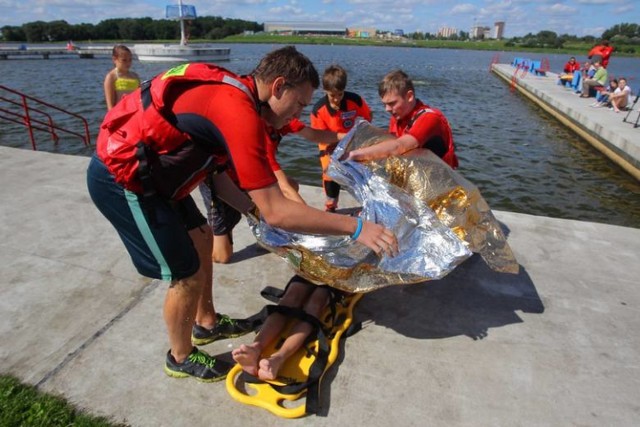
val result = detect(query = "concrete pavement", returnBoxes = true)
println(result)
[1,146,639,426]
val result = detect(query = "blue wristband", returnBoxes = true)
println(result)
[351,217,363,240]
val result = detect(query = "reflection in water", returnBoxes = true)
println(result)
[0,44,638,228]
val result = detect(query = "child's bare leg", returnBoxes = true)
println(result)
[302,287,331,319]
[258,322,314,380]
[232,278,313,376]
[212,233,233,264]
[258,287,330,380]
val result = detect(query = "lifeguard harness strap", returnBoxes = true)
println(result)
[406,106,434,131]
[135,141,158,225]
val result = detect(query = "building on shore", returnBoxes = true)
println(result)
[264,21,386,39]
[264,21,346,36]
[438,26,458,38]
[493,21,505,39]
[471,21,506,39]
[471,25,490,39]
[347,27,377,38]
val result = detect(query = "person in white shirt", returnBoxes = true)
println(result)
[609,77,632,113]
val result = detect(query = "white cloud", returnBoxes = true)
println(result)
[538,3,577,14]
[575,0,616,4]
[613,4,634,13]
[268,4,304,15]
[451,3,477,14]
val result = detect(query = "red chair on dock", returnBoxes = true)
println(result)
[533,58,550,76]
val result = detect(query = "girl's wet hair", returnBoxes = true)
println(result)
[112,44,132,57]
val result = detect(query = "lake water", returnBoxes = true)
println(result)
[1,43,639,228]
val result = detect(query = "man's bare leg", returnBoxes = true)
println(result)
[164,268,206,363]
[191,225,217,330]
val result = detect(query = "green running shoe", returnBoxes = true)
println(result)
[191,313,254,346]
[164,347,232,382]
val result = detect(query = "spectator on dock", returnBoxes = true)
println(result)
[347,69,458,169]
[570,60,595,93]
[590,78,618,108]
[588,40,614,68]
[558,56,580,87]
[580,60,608,98]
[103,44,140,110]
[609,77,632,113]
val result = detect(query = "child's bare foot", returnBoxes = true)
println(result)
[257,354,286,380]
[231,343,261,376]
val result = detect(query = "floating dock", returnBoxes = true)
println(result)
[0,46,112,59]
[492,63,640,180]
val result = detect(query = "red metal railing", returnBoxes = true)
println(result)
[510,62,530,92]
[489,53,500,73]
[0,84,90,150]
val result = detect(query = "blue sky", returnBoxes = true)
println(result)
[0,0,637,37]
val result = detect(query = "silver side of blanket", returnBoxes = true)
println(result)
[249,120,518,293]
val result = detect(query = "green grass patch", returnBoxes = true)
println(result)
[0,375,126,427]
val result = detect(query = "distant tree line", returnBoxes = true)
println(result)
[1,18,637,54]
[601,23,640,45]
[504,23,639,52]
[0,17,263,42]
[407,23,639,52]
[408,31,470,41]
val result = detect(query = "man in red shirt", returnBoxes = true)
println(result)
[348,69,458,169]
[558,56,581,87]
[87,46,397,382]
[588,40,614,68]
[311,65,372,211]
[563,56,581,74]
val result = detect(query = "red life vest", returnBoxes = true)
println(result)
[96,63,257,200]
[407,107,459,169]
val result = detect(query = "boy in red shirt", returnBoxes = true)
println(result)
[311,65,372,212]
[348,69,458,169]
